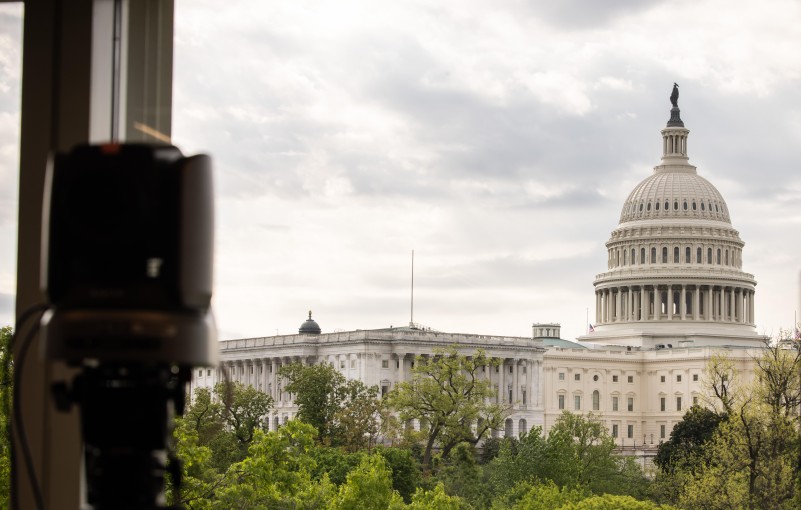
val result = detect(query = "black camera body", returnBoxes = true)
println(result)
[41,143,217,366]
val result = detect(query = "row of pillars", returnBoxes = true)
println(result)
[208,353,545,410]
[595,284,754,325]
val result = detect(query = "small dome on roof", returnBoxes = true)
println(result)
[299,311,321,334]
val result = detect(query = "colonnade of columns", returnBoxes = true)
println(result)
[214,352,544,436]
[595,284,755,325]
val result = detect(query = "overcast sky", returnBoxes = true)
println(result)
[1,0,801,342]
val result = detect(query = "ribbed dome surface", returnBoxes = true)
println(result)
[619,171,730,224]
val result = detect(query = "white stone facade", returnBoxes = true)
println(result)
[191,327,546,438]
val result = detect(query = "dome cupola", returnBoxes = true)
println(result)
[299,310,321,335]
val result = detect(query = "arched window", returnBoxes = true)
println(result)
[641,248,645,265]
[655,201,660,211]
[647,202,652,211]
[592,390,600,411]
[623,250,627,265]
[504,418,514,438]
[725,250,729,265]
[683,201,688,210]
[717,249,721,264]
[674,201,678,210]
[651,247,656,264]
[518,419,527,437]
[662,247,668,263]
[639,203,643,212]
[707,248,712,264]
[696,247,702,263]
[701,202,705,211]
[631,248,636,264]
[673,246,679,263]
[692,201,697,210]
[685,247,691,263]
[664,201,669,210]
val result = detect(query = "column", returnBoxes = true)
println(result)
[718,288,725,321]
[694,287,700,320]
[640,287,648,321]
[680,285,687,320]
[615,288,622,322]
[667,286,673,320]
[396,353,405,386]
[654,286,661,320]
[513,359,520,405]
[499,359,506,403]
[735,289,743,322]
[729,288,735,321]
[750,290,755,324]
[628,288,635,321]
[706,287,713,321]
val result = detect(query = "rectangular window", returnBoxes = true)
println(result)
[612,375,619,382]
[627,375,634,383]
[558,394,565,410]
[660,375,665,383]
[350,359,356,369]
[660,397,666,411]
[676,396,683,411]
[627,424,634,438]
[198,369,203,377]
[693,374,699,382]
[676,374,682,382]
[509,365,513,373]
[381,360,389,369]
[612,396,619,411]
[612,424,619,438]
[574,373,581,381]
[559,372,565,381]
[574,395,581,410]
[340,360,345,369]
[381,385,389,397]
[207,369,211,376]
[522,389,527,405]
[693,396,699,405]
[660,424,666,439]
[627,397,634,412]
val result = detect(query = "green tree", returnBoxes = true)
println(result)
[334,454,403,510]
[654,405,725,474]
[546,411,618,491]
[280,362,384,448]
[0,326,11,510]
[212,420,335,509]
[213,381,273,459]
[387,347,510,469]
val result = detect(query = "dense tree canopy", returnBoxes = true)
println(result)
[387,348,509,469]
[280,361,384,449]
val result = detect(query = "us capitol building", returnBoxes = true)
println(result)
[191,89,765,454]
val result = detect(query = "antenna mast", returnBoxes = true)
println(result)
[410,250,414,327]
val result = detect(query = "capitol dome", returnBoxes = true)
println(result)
[580,90,763,348]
